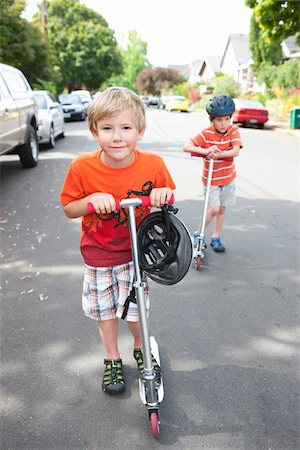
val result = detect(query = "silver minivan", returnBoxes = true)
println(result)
[0,63,39,167]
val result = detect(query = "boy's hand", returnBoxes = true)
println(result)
[88,193,116,214]
[150,188,173,208]
[207,144,221,159]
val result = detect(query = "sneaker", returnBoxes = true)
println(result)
[194,232,206,249]
[211,237,225,253]
[102,359,125,395]
[193,231,200,247]
[133,348,161,375]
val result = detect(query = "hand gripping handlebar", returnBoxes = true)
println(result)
[87,193,174,214]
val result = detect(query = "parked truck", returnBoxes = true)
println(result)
[0,63,39,168]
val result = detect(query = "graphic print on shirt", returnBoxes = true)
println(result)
[92,180,154,230]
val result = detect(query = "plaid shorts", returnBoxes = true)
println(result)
[82,262,149,322]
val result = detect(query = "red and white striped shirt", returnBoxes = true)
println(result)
[191,124,243,186]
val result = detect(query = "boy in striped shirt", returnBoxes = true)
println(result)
[183,94,243,252]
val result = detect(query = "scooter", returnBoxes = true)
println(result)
[88,196,170,437]
[194,158,214,270]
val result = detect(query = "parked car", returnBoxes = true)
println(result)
[165,96,189,112]
[58,94,86,121]
[147,97,162,108]
[233,98,269,128]
[33,90,65,148]
[140,95,149,106]
[159,95,171,109]
[70,89,92,112]
[0,63,39,167]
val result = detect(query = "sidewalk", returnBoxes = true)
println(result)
[266,120,300,137]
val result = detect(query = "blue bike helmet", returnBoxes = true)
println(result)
[206,94,235,118]
[137,205,193,285]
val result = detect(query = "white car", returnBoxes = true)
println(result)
[33,90,65,148]
[71,89,93,112]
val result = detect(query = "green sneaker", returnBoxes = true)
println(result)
[102,359,125,395]
[133,348,161,375]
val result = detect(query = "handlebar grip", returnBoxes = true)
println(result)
[87,193,175,214]
[141,193,174,207]
[87,202,95,214]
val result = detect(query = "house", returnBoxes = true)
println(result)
[220,34,253,92]
[167,64,190,80]
[281,35,300,59]
[167,61,202,84]
[198,56,222,81]
[220,33,300,93]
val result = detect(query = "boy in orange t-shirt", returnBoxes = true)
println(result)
[183,94,243,252]
[60,87,175,395]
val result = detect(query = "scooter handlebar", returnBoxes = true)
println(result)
[87,193,174,213]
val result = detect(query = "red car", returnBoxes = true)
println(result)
[233,98,269,129]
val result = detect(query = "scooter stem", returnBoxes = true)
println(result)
[200,158,214,237]
[127,205,153,375]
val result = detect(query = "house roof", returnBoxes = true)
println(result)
[199,55,221,76]
[167,64,190,78]
[220,34,251,68]
[281,35,300,58]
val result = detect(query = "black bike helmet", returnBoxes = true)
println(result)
[206,94,235,118]
[137,205,193,285]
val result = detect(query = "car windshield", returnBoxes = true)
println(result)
[173,96,186,101]
[234,99,265,109]
[59,94,81,104]
[34,94,47,109]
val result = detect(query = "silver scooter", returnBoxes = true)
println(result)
[88,196,169,437]
[194,158,214,270]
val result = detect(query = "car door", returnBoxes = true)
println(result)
[47,92,64,136]
[0,73,20,154]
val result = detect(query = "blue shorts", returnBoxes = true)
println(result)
[82,262,149,322]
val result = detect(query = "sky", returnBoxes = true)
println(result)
[24,0,253,67]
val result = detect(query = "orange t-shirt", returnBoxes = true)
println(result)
[191,124,243,186]
[60,149,176,267]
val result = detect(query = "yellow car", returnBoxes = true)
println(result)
[165,95,189,112]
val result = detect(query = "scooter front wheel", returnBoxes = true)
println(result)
[149,411,160,438]
[195,255,201,270]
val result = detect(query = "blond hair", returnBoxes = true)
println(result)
[88,86,146,133]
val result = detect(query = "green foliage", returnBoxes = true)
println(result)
[104,30,150,91]
[249,13,282,70]
[136,67,183,95]
[43,0,122,91]
[256,62,278,89]
[276,58,300,90]
[0,0,52,85]
[213,75,241,98]
[256,59,300,94]
[246,0,300,44]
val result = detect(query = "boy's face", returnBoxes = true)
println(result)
[91,108,145,168]
[211,115,231,134]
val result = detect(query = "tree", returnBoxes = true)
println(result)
[246,0,300,44]
[249,13,282,70]
[39,0,122,91]
[0,0,52,85]
[105,30,150,91]
[213,75,241,98]
[136,67,183,95]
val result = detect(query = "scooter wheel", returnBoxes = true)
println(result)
[149,411,159,438]
[195,255,201,270]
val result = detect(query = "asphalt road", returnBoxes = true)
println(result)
[1,108,299,450]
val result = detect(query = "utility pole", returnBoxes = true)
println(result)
[41,0,48,41]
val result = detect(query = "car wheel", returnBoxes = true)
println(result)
[48,124,55,148]
[18,125,39,168]
[257,123,264,129]
[81,112,86,121]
